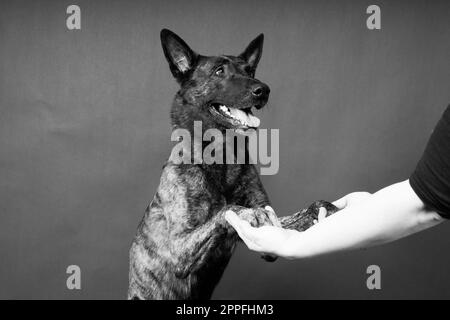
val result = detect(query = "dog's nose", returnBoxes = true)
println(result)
[251,84,270,98]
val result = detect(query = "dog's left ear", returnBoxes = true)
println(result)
[239,34,264,70]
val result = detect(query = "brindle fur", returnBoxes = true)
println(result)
[128,29,337,300]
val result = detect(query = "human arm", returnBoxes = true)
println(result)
[226,105,450,259]
[225,180,444,259]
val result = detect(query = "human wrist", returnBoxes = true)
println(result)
[279,230,308,260]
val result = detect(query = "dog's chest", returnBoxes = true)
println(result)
[156,164,247,229]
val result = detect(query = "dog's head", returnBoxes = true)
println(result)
[161,29,270,133]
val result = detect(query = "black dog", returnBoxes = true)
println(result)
[128,29,337,300]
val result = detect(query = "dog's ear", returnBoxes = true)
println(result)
[160,29,198,81]
[239,34,264,71]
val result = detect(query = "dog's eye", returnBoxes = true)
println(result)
[215,66,225,76]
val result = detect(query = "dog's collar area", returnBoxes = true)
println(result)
[210,103,260,129]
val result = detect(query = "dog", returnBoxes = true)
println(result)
[128,29,337,300]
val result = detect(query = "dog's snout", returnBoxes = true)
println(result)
[251,84,270,98]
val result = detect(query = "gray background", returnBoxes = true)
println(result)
[1,0,449,299]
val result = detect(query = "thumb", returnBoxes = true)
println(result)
[317,207,327,221]
[332,196,348,210]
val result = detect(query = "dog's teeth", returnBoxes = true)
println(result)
[219,105,232,116]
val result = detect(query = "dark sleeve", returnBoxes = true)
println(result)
[409,105,450,218]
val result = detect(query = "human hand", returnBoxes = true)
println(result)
[311,192,372,225]
[225,210,298,258]
[332,191,372,210]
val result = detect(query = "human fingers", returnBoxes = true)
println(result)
[225,211,263,251]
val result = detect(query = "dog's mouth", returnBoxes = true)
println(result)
[209,103,261,129]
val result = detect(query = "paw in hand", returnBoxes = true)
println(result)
[235,206,279,228]
[223,205,280,262]
[280,200,339,231]
[308,200,339,224]
[237,206,280,262]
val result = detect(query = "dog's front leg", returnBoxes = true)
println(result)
[171,214,226,279]
[166,164,281,278]
[230,165,280,227]
[280,200,339,231]
[172,205,278,278]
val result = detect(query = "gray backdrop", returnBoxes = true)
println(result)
[1,0,449,299]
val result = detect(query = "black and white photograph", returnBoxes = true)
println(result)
[1,0,450,306]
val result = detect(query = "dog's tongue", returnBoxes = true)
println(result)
[229,108,260,127]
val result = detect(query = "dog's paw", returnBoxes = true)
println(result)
[307,200,339,220]
[240,206,280,263]
[263,205,282,228]
[280,200,339,231]
[237,207,279,228]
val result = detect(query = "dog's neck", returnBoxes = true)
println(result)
[169,97,252,167]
